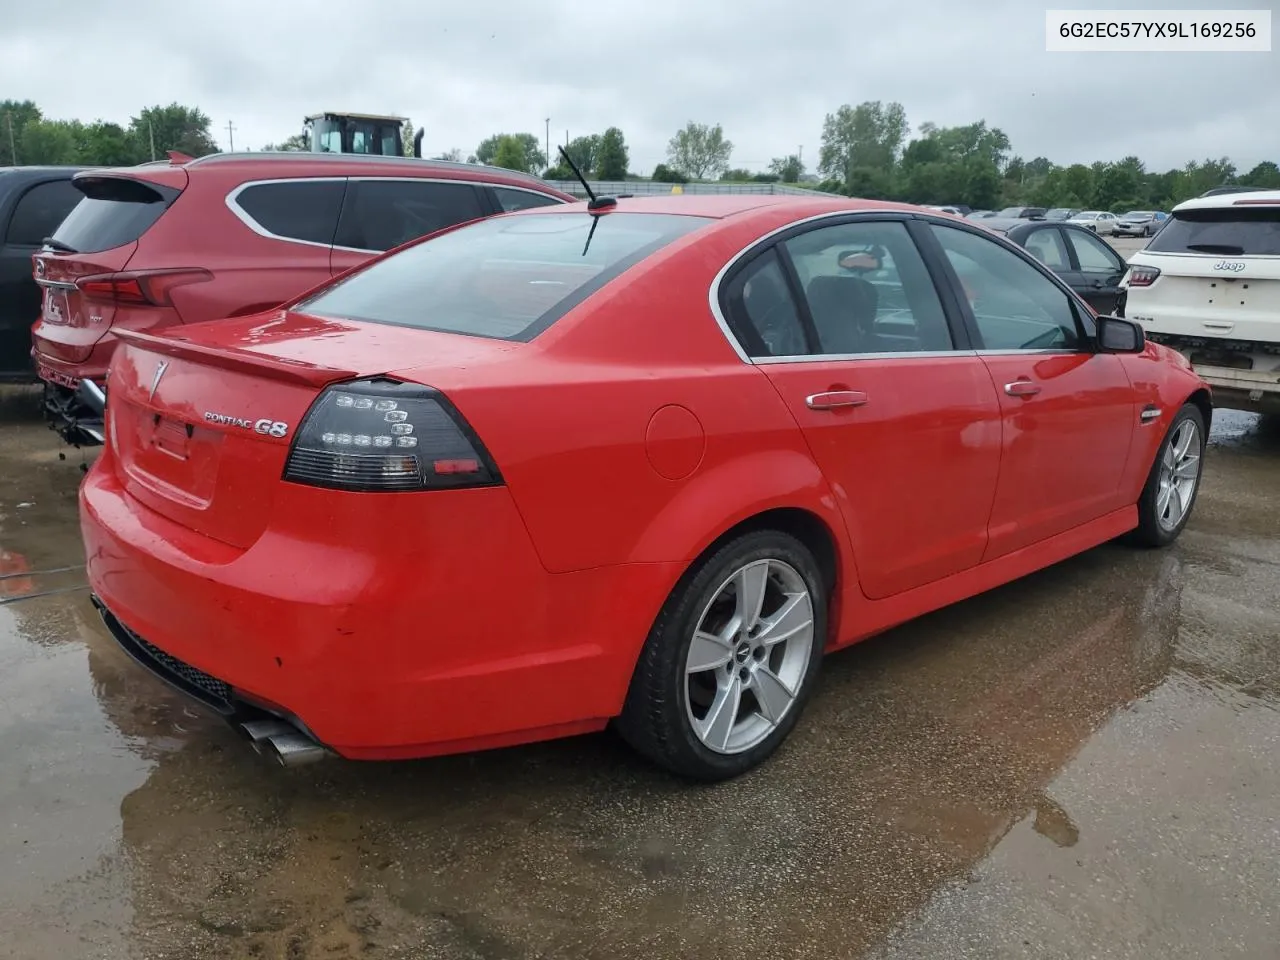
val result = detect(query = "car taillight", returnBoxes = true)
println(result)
[282,379,501,492]
[75,268,213,306]
[1127,265,1161,288]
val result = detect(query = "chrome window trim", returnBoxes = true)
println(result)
[746,347,1083,365]
[225,176,567,255]
[755,349,975,364]
[707,208,920,365]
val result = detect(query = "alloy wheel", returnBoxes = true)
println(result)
[1157,419,1201,532]
[683,559,815,754]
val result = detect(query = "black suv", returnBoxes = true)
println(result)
[0,166,90,381]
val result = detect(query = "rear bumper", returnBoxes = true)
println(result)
[80,457,681,760]
[1184,364,1280,413]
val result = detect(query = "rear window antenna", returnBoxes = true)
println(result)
[558,145,616,213]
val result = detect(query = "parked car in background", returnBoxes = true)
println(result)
[976,217,1130,315]
[80,194,1209,780]
[0,166,91,381]
[926,205,963,216]
[32,152,572,445]
[1067,210,1119,233]
[966,210,997,219]
[995,206,1047,220]
[1111,210,1168,238]
[1120,189,1280,414]
[1044,207,1079,221]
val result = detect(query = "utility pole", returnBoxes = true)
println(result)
[545,118,550,171]
[6,112,16,165]
[148,122,156,161]
[226,120,235,152]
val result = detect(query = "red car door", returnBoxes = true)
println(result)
[721,217,1003,600]
[925,222,1137,561]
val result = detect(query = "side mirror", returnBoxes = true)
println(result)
[1096,315,1145,353]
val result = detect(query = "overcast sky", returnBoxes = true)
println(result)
[1,0,1275,174]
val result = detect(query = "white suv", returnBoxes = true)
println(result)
[1121,190,1280,414]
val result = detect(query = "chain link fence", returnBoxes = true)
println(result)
[547,180,841,199]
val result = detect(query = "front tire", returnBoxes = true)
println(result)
[617,530,827,781]
[1131,403,1206,547]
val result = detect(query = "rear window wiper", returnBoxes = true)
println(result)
[1185,243,1245,255]
[41,237,77,253]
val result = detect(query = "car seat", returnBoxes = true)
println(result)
[805,275,880,354]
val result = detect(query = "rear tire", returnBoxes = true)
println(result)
[1130,403,1206,547]
[617,530,827,781]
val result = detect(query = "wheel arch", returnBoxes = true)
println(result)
[1186,387,1213,433]
[646,503,849,656]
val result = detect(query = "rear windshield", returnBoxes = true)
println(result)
[50,176,181,254]
[296,211,712,341]
[1147,207,1280,256]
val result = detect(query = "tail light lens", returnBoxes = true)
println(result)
[75,268,213,306]
[283,379,501,492]
[1126,265,1161,288]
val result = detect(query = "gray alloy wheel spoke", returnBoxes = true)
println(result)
[684,558,816,756]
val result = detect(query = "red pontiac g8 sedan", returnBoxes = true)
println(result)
[80,194,1211,781]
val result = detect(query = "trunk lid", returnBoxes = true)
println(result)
[32,170,186,364]
[1125,251,1280,342]
[106,312,521,548]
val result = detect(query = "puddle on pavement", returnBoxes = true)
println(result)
[1,399,1278,959]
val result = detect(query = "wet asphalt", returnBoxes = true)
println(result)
[0,382,1277,960]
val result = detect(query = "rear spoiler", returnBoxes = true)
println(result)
[114,327,359,388]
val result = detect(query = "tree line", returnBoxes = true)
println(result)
[2,100,220,166]
[7,98,1279,212]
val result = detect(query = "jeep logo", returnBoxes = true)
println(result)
[1212,260,1246,273]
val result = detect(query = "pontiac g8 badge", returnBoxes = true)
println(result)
[203,411,289,437]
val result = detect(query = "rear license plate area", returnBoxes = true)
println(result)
[152,415,193,460]
[42,287,70,324]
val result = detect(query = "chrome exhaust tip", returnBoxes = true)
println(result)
[76,378,106,417]
[261,731,330,767]
[237,719,296,747]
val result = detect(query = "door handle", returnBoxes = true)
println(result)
[1004,380,1041,398]
[806,390,868,410]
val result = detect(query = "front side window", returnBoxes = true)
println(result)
[782,219,953,354]
[1069,228,1125,275]
[931,223,1083,351]
[298,211,711,341]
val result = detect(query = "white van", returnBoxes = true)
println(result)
[1121,190,1280,414]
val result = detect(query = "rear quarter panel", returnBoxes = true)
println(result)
[135,167,339,324]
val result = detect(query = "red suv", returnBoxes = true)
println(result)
[32,152,572,444]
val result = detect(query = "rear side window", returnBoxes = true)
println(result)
[5,179,82,245]
[334,179,485,252]
[1147,206,1280,256]
[50,176,180,254]
[493,187,564,213]
[298,211,711,341]
[234,180,345,246]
